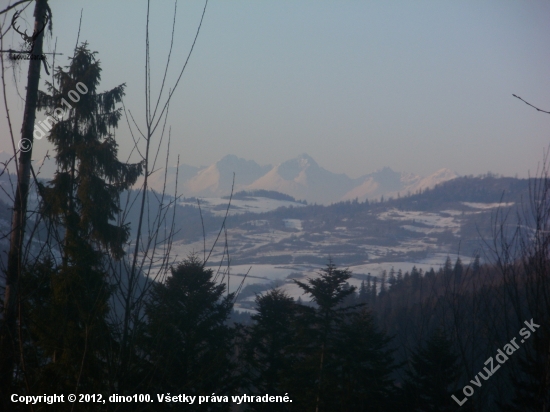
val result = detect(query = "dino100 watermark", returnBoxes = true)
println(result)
[452,318,540,406]
[18,82,88,153]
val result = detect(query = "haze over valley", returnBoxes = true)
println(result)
[141,152,458,205]
[0,149,522,311]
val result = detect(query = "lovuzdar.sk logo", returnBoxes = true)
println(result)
[0,9,61,73]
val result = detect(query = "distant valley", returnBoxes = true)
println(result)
[0,150,527,309]
[159,175,527,309]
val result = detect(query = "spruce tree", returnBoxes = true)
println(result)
[334,309,398,411]
[396,269,403,287]
[143,255,235,410]
[401,329,461,412]
[388,267,396,290]
[293,260,357,411]
[443,256,453,280]
[20,43,142,402]
[380,270,387,295]
[411,266,421,291]
[371,277,378,303]
[358,280,368,303]
[499,325,550,411]
[244,289,298,411]
[38,42,142,262]
[453,257,463,285]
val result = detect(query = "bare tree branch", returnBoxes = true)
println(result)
[150,0,209,135]
[0,30,18,176]
[0,1,32,16]
[513,94,550,114]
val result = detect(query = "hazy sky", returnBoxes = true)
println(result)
[1,0,550,178]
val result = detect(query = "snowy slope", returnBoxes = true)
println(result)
[341,167,458,202]
[143,153,458,205]
[183,155,271,197]
[245,154,358,204]
[179,195,306,217]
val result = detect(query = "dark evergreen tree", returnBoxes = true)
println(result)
[243,289,298,411]
[425,267,436,281]
[143,255,235,411]
[38,42,142,262]
[403,271,410,283]
[388,267,396,290]
[334,309,398,411]
[401,329,461,412]
[371,277,378,303]
[366,275,372,301]
[453,257,463,285]
[411,266,421,291]
[292,260,357,411]
[341,281,358,308]
[358,280,368,304]
[380,270,387,295]
[499,324,550,411]
[443,256,453,279]
[19,43,142,405]
[396,269,403,286]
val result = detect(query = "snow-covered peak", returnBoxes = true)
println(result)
[413,168,458,192]
[275,153,320,181]
[181,155,270,197]
[141,153,460,205]
[341,167,458,202]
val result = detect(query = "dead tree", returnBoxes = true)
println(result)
[0,0,51,396]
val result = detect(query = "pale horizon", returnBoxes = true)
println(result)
[1,1,550,179]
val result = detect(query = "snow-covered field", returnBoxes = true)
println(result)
[0,184,509,314]
[379,209,461,230]
[180,196,306,217]
[164,198,510,313]
[225,253,464,312]
[462,202,514,210]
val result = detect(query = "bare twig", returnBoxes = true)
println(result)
[233,266,251,304]
[0,1,32,16]
[197,198,206,264]
[150,0,209,136]
[73,8,82,54]
[0,23,18,176]
[513,94,550,115]
[205,173,235,265]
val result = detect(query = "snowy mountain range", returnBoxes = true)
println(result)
[145,153,458,204]
[0,151,458,205]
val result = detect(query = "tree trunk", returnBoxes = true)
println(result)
[0,0,48,396]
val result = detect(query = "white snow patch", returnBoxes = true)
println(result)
[462,202,514,209]
[401,225,445,234]
[283,219,303,230]
[180,196,305,216]
[378,209,460,229]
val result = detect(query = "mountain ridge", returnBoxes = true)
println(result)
[0,150,458,205]
[165,153,458,204]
